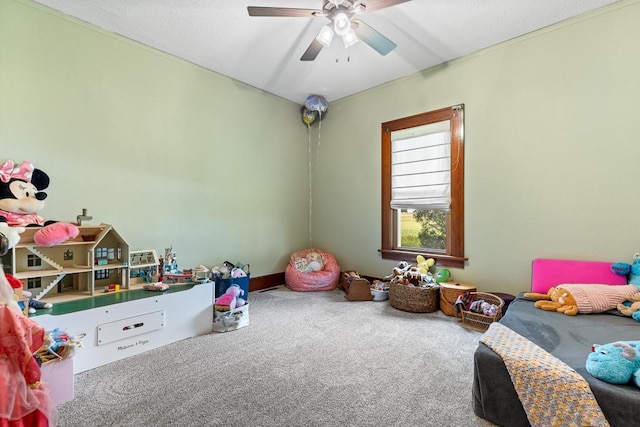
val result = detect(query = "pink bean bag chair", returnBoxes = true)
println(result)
[285,248,340,292]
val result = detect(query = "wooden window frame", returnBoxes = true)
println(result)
[380,105,466,268]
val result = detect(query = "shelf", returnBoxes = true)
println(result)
[15,266,92,279]
[16,240,96,249]
[93,263,129,270]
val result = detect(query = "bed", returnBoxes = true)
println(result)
[472,258,640,427]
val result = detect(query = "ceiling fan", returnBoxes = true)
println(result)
[247,0,412,61]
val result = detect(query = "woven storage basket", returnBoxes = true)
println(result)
[460,292,504,331]
[389,282,439,313]
[440,282,476,317]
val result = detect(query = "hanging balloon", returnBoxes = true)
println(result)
[302,108,318,126]
[304,95,328,114]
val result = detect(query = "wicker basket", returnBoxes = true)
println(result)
[460,292,504,331]
[389,282,439,313]
[439,282,476,317]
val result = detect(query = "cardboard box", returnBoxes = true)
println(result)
[41,358,74,405]
[213,304,249,333]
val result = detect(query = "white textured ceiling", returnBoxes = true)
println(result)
[34,0,620,104]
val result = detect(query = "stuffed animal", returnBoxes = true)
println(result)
[230,267,247,278]
[3,273,52,313]
[469,299,499,316]
[524,286,579,315]
[214,284,245,312]
[617,292,640,318]
[416,255,435,275]
[383,261,411,282]
[612,253,640,288]
[0,160,79,247]
[525,284,639,316]
[306,252,324,271]
[586,341,640,387]
[435,268,450,283]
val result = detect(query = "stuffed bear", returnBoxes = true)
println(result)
[0,159,79,248]
[586,341,640,387]
[612,254,640,288]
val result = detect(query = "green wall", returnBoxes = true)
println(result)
[3,0,640,293]
[313,0,640,293]
[0,0,310,276]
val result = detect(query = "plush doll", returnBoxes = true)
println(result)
[416,255,435,275]
[4,273,52,313]
[230,267,247,278]
[586,341,640,387]
[617,292,640,318]
[525,284,639,316]
[214,284,245,312]
[524,286,580,315]
[306,252,324,271]
[383,261,412,282]
[293,257,312,273]
[0,160,79,247]
[612,253,640,288]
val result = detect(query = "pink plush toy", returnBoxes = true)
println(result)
[214,284,245,312]
[0,160,79,248]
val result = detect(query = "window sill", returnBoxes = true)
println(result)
[379,249,466,269]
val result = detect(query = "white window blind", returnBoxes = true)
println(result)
[390,120,451,210]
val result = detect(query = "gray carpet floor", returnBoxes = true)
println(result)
[56,286,496,426]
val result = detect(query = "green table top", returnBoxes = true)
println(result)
[30,283,199,317]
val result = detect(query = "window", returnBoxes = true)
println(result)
[95,269,110,280]
[381,105,465,268]
[27,277,41,290]
[27,255,42,267]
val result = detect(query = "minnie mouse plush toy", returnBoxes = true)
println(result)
[0,160,79,254]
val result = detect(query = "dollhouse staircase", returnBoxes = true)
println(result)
[26,246,64,271]
[26,246,66,300]
[34,273,66,301]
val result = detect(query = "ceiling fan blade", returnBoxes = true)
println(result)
[247,7,322,18]
[356,0,412,13]
[352,20,397,56]
[300,39,325,61]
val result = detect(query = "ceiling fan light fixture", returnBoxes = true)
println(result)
[328,0,346,6]
[342,29,359,48]
[316,25,334,47]
[333,12,351,36]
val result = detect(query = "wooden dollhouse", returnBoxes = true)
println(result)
[129,249,160,285]
[0,223,135,302]
[8,225,212,376]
